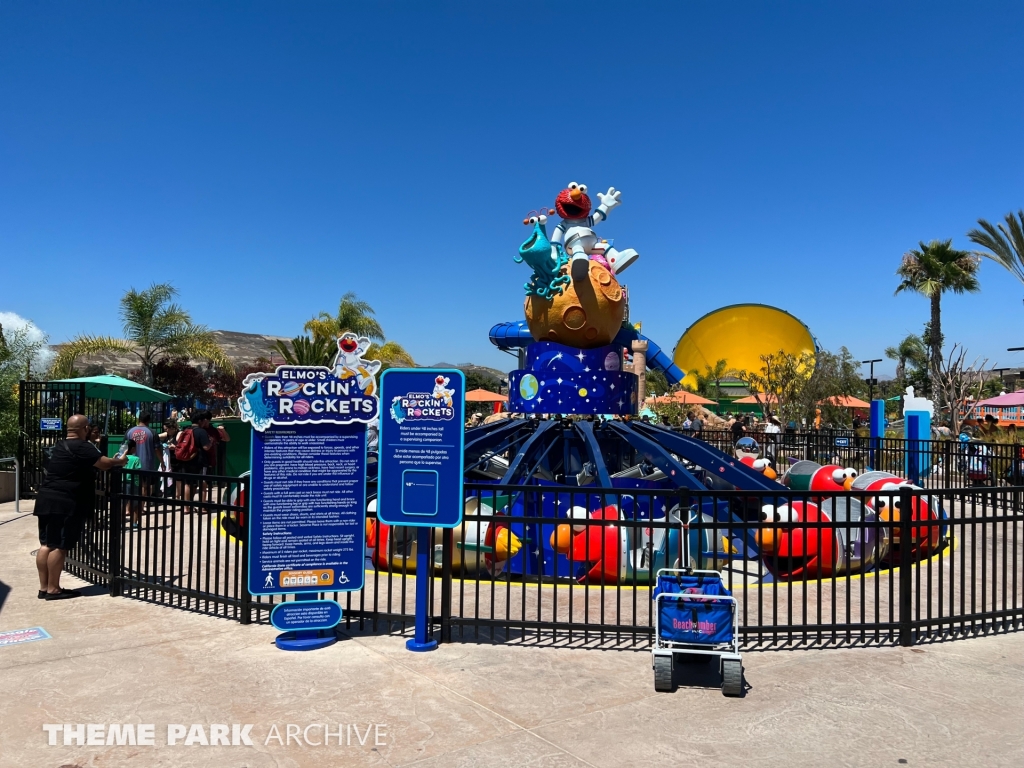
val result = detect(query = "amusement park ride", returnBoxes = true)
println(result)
[356,180,947,585]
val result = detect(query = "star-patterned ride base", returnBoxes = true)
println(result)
[508,341,638,416]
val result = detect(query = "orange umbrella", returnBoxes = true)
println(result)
[823,395,871,409]
[731,394,779,405]
[648,391,717,406]
[465,388,508,403]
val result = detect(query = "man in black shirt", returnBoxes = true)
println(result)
[34,414,127,600]
[730,416,747,442]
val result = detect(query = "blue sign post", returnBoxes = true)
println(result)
[39,418,62,432]
[239,334,381,651]
[869,399,885,470]
[378,369,465,652]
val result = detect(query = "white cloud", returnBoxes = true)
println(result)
[0,311,56,374]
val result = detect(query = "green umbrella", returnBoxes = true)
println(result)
[51,375,172,433]
[51,374,172,402]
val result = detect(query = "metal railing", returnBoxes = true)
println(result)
[64,470,1023,650]
[693,429,1022,490]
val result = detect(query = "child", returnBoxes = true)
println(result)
[121,440,142,529]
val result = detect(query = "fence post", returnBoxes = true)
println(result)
[440,528,453,643]
[942,439,952,487]
[239,477,252,625]
[898,485,914,647]
[107,468,123,598]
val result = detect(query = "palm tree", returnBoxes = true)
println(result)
[686,359,732,401]
[884,334,929,383]
[305,292,385,343]
[51,283,231,384]
[273,335,334,367]
[968,210,1024,284]
[304,292,414,368]
[894,240,981,385]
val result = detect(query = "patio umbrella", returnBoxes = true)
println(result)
[823,395,871,409]
[648,391,717,406]
[51,374,172,433]
[731,394,779,405]
[465,388,508,402]
[976,390,1024,408]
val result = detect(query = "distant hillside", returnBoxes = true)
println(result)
[48,330,511,386]
[429,362,508,385]
[50,330,292,376]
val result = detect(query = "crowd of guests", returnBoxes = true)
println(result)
[101,409,232,529]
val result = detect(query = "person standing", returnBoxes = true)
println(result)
[730,415,747,442]
[690,411,704,437]
[125,412,158,471]
[34,414,127,599]
[125,412,158,513]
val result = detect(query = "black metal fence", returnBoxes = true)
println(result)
[63,469,1023,650]
[696,429,1023,489]
[17,380,172,494]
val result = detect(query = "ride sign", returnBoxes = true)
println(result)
[240,333,380,599]
[378,368,465,652]
[378,369,466,528]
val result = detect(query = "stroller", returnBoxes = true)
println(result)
[651,568,743,696]
[966,444,994,487]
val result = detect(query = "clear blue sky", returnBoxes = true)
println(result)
[2,1,1022,376]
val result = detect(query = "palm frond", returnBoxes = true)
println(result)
[969,210,1024,284]
[50,335,138,378]
[273,336,333,367]
[162,329,232,371]
[368,341,415,367]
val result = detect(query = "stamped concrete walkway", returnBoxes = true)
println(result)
[1,499,1022,768]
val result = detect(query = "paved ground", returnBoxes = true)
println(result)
[1,499,1022,768]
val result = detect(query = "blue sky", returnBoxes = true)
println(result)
[2,1,1022,376]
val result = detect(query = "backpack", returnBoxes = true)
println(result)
[173,427,198,463]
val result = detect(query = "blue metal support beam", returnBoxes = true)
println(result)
[573,420,613,487]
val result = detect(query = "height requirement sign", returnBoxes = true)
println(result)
[238,333,380,601]
[378,369,465,528]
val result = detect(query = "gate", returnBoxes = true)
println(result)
[18,380,86,494]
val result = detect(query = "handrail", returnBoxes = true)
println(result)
[0,457,19,515]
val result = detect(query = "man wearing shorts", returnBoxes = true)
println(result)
[34,414,127,600]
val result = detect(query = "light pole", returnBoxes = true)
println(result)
[861,358,882,402]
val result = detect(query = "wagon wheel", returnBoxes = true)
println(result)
[721,659,743,697]
[653,655,675,693]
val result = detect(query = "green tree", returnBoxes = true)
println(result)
[272,335,334,367]
[968,209,1024,285]
[464,370,501,392]
[686,359,733,401]
[885,334,929,384]
[735,350,810,422]
[894,240,981,392]
[51,283,231,385]
[304,292,414,367]
[798,347,867,427]
[645,368,670,397]
[0,322,48,456]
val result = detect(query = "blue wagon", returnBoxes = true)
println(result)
[651,568,743,695]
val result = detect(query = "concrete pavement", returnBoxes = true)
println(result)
[1,499,1022,768]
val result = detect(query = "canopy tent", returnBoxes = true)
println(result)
[647,391,718,406]
[51,375,173,403]
[975,390,1024,408]
[465,388,508,403]
[823,395,871,409]
[51,375,172,433]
